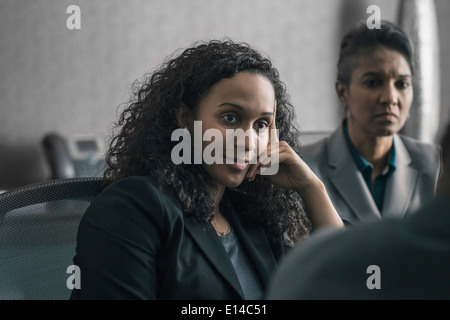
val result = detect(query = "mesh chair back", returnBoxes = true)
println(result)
[0,177,102,300]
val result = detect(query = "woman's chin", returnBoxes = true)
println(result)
[224,176,247,188]
[204,163,249,188]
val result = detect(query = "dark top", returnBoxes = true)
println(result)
[70,175,286,300]
[219,229,264,300]
[343,120,396,211]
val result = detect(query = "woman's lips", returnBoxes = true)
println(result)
[224,157,250,171]
[375,112,398,121]
[228,162,249,170]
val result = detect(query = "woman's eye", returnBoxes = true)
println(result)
[364,79,381,88]
[223,114,238,123]
[396,80,410,89]
[256,120,269,130]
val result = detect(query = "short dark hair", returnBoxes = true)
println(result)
[337,20,414,85]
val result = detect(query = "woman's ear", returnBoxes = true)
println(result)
[176,104,193,129]
[335,81,348,105]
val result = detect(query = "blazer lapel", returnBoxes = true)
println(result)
[327,127,381,224]
[183,215,245,298]
[382,135,418,219]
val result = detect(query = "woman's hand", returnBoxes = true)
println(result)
[246,114,344,229]
[246,138,320,195]
[246,113,317,193]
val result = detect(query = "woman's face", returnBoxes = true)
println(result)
[338,46,413,138]
[191,71,276,189]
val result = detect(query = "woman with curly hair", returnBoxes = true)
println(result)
[70,39,343,300]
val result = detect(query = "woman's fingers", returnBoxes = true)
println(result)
[246,140,286,180]
[246,162,260,181]
[246,103,279,181]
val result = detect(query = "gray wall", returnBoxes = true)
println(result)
[0,0,449,189]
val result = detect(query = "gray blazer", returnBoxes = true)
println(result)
[301,123,441,226]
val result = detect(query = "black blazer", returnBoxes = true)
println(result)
[267,196,450,299]
[70,176,286,300]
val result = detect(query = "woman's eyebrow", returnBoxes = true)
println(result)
[361,71,412,78]
[219,102,244,110]
[218,102,274,116]
[361,71,381,78]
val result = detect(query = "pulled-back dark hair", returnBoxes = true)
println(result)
[337,20,414,85]
[103,39,311,245]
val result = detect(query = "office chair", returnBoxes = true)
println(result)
[42,133,106,179]
[0,177,102,300]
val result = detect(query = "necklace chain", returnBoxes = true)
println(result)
[212,219,231,236]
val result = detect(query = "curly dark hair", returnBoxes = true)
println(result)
[103,39,311,245]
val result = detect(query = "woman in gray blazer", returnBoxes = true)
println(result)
[302,21,441,226]
[70,40,343,300]
[267,121,450,299]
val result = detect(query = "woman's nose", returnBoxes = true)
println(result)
[236,128,258,160]
[245,129,257,153]
[380,83,399,107]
